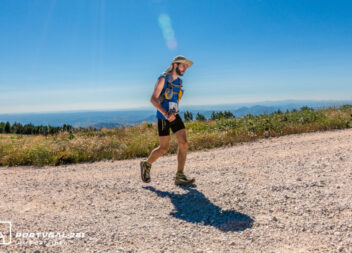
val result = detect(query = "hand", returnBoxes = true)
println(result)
[165,112,176,122]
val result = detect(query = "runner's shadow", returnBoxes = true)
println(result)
[143,186,254,232]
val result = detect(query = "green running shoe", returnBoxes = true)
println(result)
[140,160,151,183]
[175,171,196,186]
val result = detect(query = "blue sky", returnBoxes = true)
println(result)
[0,0,351,113]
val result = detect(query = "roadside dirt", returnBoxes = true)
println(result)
[0,129,351,252]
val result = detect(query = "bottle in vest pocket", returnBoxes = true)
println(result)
[178,89,183,100]
[164,84,183,100]
[164,87,174,100]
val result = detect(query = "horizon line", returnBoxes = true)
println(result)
[1,98,352,115]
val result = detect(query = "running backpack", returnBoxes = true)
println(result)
[158,75,184,104]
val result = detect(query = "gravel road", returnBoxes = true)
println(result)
[0,129,351,252]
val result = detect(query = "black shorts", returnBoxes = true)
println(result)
[158,114,185,136]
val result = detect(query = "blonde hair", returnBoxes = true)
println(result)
[161,63,175,76]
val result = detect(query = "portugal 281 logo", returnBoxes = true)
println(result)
[0,221,12,245]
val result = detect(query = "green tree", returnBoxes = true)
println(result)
[223,111,235,118]
[63,124,73,132]
[0,122,5,133]
[210,111,217,120]
[23,123,34,134]
[183,111,193,122]
[5,121,10,133]
[196,112,206,121]
[211,111,226,120]
[300,106,313,111]
[11,122,23,134]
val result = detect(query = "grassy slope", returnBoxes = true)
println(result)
[1,105,351,167]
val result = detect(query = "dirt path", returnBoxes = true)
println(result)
[0,129,351,252]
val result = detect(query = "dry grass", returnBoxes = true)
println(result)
[1,105,352,166]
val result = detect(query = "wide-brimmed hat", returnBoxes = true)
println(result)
[171,55,193,68]
[162,55,193,75]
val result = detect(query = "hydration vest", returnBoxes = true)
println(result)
[155,74,184,119]
[158,74,184,105]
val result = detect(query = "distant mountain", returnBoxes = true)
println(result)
[0,99,351,129]
[179,99,352,119]
[180,99,352,111]
[0,110,155,129]
[90,122,124,129]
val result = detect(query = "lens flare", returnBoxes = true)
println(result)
[158,13,177,50]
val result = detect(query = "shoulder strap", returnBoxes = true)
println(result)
[166,78,182,88]
[164,73,182,87]
[178,78,182,87]
[158,75,168,103]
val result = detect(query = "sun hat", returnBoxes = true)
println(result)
[162,55,193,75]
[172,55,193,68]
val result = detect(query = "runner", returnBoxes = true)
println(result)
[140,55,195,186]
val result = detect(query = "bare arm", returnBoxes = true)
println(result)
[150,77,168,118]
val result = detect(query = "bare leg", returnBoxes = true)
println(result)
[147,135,170,165]
[174,129,188,173]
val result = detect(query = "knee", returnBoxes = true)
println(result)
[179,140,188,149]
[159,145,169,154]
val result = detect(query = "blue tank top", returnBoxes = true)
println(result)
[156,73,182,120]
